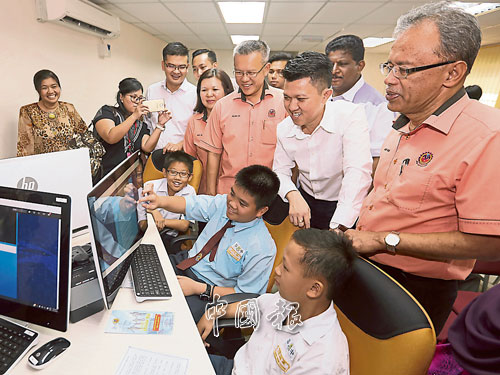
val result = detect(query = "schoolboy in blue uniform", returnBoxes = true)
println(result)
[140,165,280,322]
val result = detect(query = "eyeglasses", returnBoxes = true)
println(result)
[234,63,267,78]
[379,60,456,79]
[166,169,191,178]
[269,69,284,77]
[127,94,145,103]
[164,63,188,72]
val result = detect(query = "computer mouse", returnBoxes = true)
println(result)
[28,337,71,369]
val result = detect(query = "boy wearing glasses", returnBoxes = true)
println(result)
[137,151,195,250]
[145,42,197,153]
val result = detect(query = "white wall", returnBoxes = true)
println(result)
[0,0,166,159]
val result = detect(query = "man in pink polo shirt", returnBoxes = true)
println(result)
[346,1,500,335]
[199,40,286,195]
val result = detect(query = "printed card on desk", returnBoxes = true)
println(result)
[105,310,174,334]
[115,347,188,375]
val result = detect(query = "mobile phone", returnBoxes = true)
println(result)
[142,99,166,112]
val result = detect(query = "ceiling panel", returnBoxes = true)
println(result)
[333,24,395,39]
[116,3,177,23]
[267,2,325,23]
[262,23,305,36]
[356,2,418,25]
[132,22,163,35]
[187,22,227,35]
[164,2,221,23]
[300,23,343,38]
[311,2,384,24]
[149,22,193,35]
[226,24,263,34]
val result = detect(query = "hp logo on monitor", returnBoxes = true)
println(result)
[17,177,38,191]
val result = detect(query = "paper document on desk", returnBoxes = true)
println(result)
[105,310,174,334]
[116,347,188,375]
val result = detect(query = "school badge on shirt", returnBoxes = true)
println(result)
[416,151,433,167]
[227,242,245,261]
[285,338,297,361]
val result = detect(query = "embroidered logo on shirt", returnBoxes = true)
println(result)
[273,345,290,372]
[268,109,276,118]
[232,114,240,118]
[227,242,245,262]
[416,152,433,167]
[285,338,297,361]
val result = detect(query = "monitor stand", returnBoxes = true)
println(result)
[70,236,104,323]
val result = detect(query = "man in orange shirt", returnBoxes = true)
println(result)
[199,40,287,195]
[346,2,500,334]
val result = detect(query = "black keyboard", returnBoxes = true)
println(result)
[131,244,172,302]
[0,317,39,374]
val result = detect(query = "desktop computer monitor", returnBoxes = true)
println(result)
[87,151,144,309]
[0,149,93,233]
[0,186,72,332]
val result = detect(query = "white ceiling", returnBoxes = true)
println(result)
[90,0,500,53]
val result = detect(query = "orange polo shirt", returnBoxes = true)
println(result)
[199,83,286,194]
[357,89,500,280]
[184,112,209,194]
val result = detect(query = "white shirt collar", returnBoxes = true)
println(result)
[161,78,190,94]
[285,103,336,139]
[331,75,365,102]
[299,301,337,345]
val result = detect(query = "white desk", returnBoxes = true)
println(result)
[11,215,215,375]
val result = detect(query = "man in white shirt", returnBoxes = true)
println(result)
[325,35,394,173]
[198,229,353,375]
[145,42,197,152]
[272,52,372,230]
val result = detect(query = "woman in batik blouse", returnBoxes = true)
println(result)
[17,69,87,156]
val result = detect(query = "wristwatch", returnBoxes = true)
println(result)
[385,231,400,255]
[330,223,349,232]
[200,284,212,301]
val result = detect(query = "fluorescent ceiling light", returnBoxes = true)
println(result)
[231,35,260,45]
[218,2,265,23]
[363,37,395,48]
[451,2,500,15]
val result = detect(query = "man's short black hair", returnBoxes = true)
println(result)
[162,42,189,61]
[192,49,217,64]
[325,35,364,62]
[269,52,293,64]
[293,229,355,300]
[163,151,194,173]
[282,51,333,92]
[234,165,280,209]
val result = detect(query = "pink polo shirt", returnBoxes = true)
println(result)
[199,84,286,194]
[357,89,500,280]
[184,112,209,194]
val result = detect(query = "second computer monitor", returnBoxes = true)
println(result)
[87,151,144,309]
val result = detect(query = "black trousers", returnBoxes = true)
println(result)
[371,260,458,336]
[168,251,210,323]
[299,188,337,230]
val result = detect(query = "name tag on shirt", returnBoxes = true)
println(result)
[285,338,297,361]
[227,242,245,262]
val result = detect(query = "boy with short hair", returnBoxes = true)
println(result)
[139,165,280,322]
[198,229,355,375]
[137,151,195,247]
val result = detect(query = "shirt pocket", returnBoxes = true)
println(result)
[387,167,433,211]
[261,120,278,145]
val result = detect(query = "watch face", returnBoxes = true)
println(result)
[386,233,400,246]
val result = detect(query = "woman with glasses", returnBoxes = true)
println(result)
[93,77,171,183]
[17,69,88,156]
[183,69,234,194]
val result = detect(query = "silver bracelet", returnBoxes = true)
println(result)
[156,124,165,131]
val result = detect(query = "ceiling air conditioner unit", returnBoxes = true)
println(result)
[36,0,120,39]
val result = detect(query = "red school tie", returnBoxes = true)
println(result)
[176,220,234,271]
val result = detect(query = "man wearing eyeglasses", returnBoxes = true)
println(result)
[200,40,287,195]
[325,35,394,175]
[345,2,500,336]
[145,42,197,152]
[267,52,292,90]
